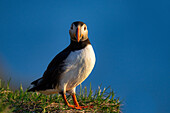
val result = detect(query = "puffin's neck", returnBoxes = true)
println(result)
[69,38,91,51]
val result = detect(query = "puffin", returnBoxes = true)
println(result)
[28,21,96,110]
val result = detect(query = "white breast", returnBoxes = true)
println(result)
[59,44,96,91]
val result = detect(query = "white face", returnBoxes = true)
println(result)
[69,23,88,42]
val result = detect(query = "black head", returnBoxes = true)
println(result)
[72,21,85,27]
[69,21,88,42]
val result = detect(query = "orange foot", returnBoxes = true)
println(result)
[68,105,93,110]
[68,104,93,110]
[79,105,94,109]
[67,104,82,110]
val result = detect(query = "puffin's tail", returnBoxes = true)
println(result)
[27,78,42,92]
[27,86,36,92]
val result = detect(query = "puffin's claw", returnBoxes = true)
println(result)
[68,104,93,110]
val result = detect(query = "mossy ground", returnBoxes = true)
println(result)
[0,80,121,113]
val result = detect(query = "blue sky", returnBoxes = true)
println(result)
[0,0,170,113]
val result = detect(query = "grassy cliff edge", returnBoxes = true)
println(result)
[0,80,121,113]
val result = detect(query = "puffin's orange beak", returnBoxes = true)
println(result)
[74,26,83,42]
[76,27,80,42]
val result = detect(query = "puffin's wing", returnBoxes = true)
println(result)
[43,46,71,80]
[28,46,71,91]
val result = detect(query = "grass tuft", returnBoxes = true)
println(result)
[0,79,122,112]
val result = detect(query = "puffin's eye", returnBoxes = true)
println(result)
[70,25,73,30]
[84,26,87,30]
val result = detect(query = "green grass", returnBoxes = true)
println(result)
[0,80,121,113]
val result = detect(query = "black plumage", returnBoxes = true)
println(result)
[28,38,91,92]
